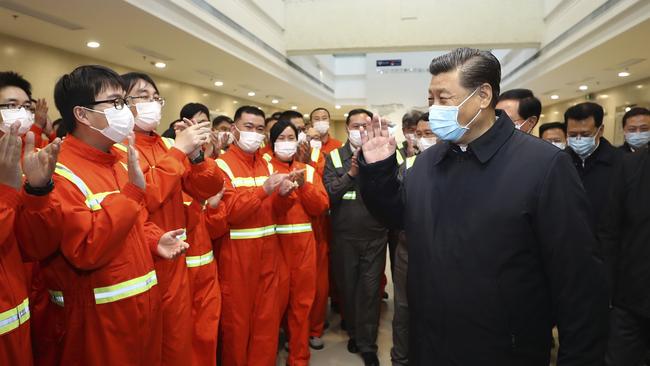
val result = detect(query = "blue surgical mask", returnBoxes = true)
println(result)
[568,127,601,159]
[428,88,481,142]
[625,131,650,149]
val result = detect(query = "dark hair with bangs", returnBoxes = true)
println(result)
[54,65,124,135]
[121,72,159,95]
[0,71,32,99]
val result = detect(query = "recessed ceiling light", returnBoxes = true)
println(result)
[202,93,208,97]
[636,84,644,89]
[550,95,559,100]
[599,94,609,99]
[291,106,298,110]
[214,81,223,87]
[303,114,309,118]
[154,62,166,69]
[344,113,349,117]
[553,111,559,114]
[578,85,588,91]
[540,114,545,118]
[271,99,279,104]
[618,71,630,77]
[233,100,238,104]
[248,91,256,97]
[86,41,100,48]
[335,105,341,109]
[625,107,632,112]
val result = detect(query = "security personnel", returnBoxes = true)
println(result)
[323,108,387,366]
[216,105,297,366]
[116,74,223,366]
[358,48,608,365]
[269,119,329,365]
[18,65,190,365]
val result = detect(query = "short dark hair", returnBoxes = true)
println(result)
[538,122,566,138]
[212,115,233,128]
[269,119,298,148]
[271,112,282,120]
[310,107,330,120]
[0,71,32,99]
[121,72,159,95]
[161,119,180,139]
[622,107,650,127]
[234,105,265,122]
[264,117,277,126]
[279,110,303,121]
[417,112,429,123]
[346,108,373,125]
[564,102,604,127]
[428,48,501,108]
[498,88,542,119]
[180,102,210,120]
[54,65,124,135]
[402,110,422,129]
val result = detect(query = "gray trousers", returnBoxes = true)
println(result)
[332,233,387,353]
[391,231,409,365]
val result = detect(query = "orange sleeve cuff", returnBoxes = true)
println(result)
[121,183,146,204]
[168,147,189,164]
[0,184,21,208]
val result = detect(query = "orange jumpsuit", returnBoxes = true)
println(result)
[259,144,273,163]
[16,134,164,365]
[320,135,342,155]
[0,184,32,366]
[183,195,221,366]
[271,156,329,365]
[114,132,223,366]
[216,144,293,366]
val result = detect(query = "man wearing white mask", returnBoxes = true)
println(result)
[18,64,191,365]
[619,107,650,153]
[118,73,224,366]
[358,48,608,366]
[216,105,297,366]
[539,122,567,150]
[565,102,623,226]
[323,108,387,366]
[310,107,342,155]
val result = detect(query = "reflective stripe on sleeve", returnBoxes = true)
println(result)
[185,250,215,268]
[230,225,277,240]
[93,271,158,304]
[275,223,313,234]
[310,148,321,163]
[305,165,315,184]
[342,191,357,200]
[0,298,30,335]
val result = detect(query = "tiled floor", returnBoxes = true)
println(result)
[277,266,396,366]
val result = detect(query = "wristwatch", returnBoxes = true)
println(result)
[24,180,54,196]
[190,150,205,164]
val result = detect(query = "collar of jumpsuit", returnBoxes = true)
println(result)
[429,110,513,166]
[64,133,120,166]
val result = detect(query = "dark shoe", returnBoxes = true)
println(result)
[362,352,379,366]
[347,338,359,353]
[340,319,347,331]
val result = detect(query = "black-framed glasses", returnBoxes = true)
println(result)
[127,96,165,107]
[84,97,129,110]
[0,102,34,113]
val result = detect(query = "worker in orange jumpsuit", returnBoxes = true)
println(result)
[181,191,222,366]
[269,120,329,365]
[216,105,298,366]
[306,108,344,349]
[115,73,223,366]
[16,65,190,365]
[0,123,33,366]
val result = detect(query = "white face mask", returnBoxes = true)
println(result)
[0,107,34,135]
[134,101,162,131]
[297,131,307,143]
[236,127,265,153]
[274,140,297,160]
[313,120,330,135]
[218,131,235,146]
[83,106,135,143]
[310,139,322,149]
[348,129,362,147]
[417,137,437,152]
[405,133,416,142]
[551,141,566,150]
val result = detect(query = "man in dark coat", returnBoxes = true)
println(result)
[357,48,609,366]
[599,143,650,365]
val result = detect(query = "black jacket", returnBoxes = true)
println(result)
[566,138,623,225]
[323,141,386,240]
[599,146,650,318]
[358,114,608,366]
[618,141,637,153]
